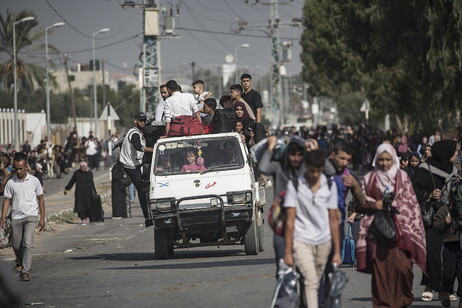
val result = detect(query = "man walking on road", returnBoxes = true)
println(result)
[0,152,45,281]
[119,112,154,227]
[329,141,364,240]
[284,149,341,308]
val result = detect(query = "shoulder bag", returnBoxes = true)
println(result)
[369,190,399,243]
[420,163,441,228]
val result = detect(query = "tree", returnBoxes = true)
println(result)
[301,1,462,135]
[0,10,59,93]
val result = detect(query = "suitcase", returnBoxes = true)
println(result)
[341,224,356,266]
[90,194,104,222]
[168,115,204,137]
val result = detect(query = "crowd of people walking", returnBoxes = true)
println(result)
[2,70,462,308]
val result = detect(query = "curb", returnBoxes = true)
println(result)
[46,189,112,223]
[46,208,74,222]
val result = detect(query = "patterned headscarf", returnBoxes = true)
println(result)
[356,146,427,274]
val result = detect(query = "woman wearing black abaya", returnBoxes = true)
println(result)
[412,140,458,302]
[64,161,96,224]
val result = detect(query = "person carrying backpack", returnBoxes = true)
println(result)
[318,141,365,306]
[259,136,306,276]
[284,149,341,308]
[212,95,237,134]
[259,136,335,277]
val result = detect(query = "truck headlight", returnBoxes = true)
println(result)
[153,201,172,210]
[228,192,252,204]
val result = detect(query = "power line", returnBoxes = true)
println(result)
[242,0,267,10]
[194,0,232,12]
[44,0,96,40]
[19,33,143,56]
[104,60,132,71]
[44,0,129,40]
[186,1,234,23]
[223,0,243,19]
[176,21,228,56]
[176,27,299,41]
[182,2,233,50]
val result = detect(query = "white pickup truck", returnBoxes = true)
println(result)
[147,132,266,259]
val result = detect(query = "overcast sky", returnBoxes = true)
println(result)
[2,0,304,81]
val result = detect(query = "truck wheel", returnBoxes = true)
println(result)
[245,218,259,255]
[257,225,264,252]
[257,217,264,252]
[154,229,169,260]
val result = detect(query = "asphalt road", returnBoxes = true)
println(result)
[0,181,448,308]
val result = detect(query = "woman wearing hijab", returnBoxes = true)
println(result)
[64,161,97,224]
[398,135,410,154]
[403,152,420,180]
[356,143,427,307]
[234,101,251,120]
[412,140,458,302]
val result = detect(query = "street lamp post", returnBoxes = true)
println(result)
[234,43,250,82]
[13,16,35,151]
[45,22,65,142]
[92,28,110,138]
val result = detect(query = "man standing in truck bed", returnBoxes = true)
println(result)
[240,73,263,123]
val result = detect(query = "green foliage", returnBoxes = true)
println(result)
[0,10,59,93]
[0,84,140,130]
[110,84,140,128]
[301,0,462,134]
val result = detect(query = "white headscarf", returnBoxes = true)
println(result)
[373,143,400,192]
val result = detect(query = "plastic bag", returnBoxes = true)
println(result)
[270,260,300,308]
[324,266,349,308]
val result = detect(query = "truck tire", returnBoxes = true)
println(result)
[244,217,259,255]
[154,229,169,260]
[257,225,264,252]
[257,213,265,252]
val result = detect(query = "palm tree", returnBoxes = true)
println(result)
[0,10,60,95]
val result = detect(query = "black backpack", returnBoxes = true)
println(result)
[212,109,236,133]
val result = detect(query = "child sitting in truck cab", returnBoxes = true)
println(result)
[180,150,206,173]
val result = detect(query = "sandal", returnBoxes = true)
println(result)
[422,291,433,302]
[20,272,30,281]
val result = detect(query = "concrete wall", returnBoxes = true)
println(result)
[0,109,27,147]
[0,109,117,149]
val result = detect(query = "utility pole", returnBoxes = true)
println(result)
[217,66,222,98]
[63,53,77,129]
[191,62,196,83]
[122,0,179,118]
[102,58,106,113]
[270,0,281,128]
[236,0,299,128]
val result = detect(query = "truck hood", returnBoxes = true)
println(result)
[150,169,253,209]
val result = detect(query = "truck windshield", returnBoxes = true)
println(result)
[153,137,244,175]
